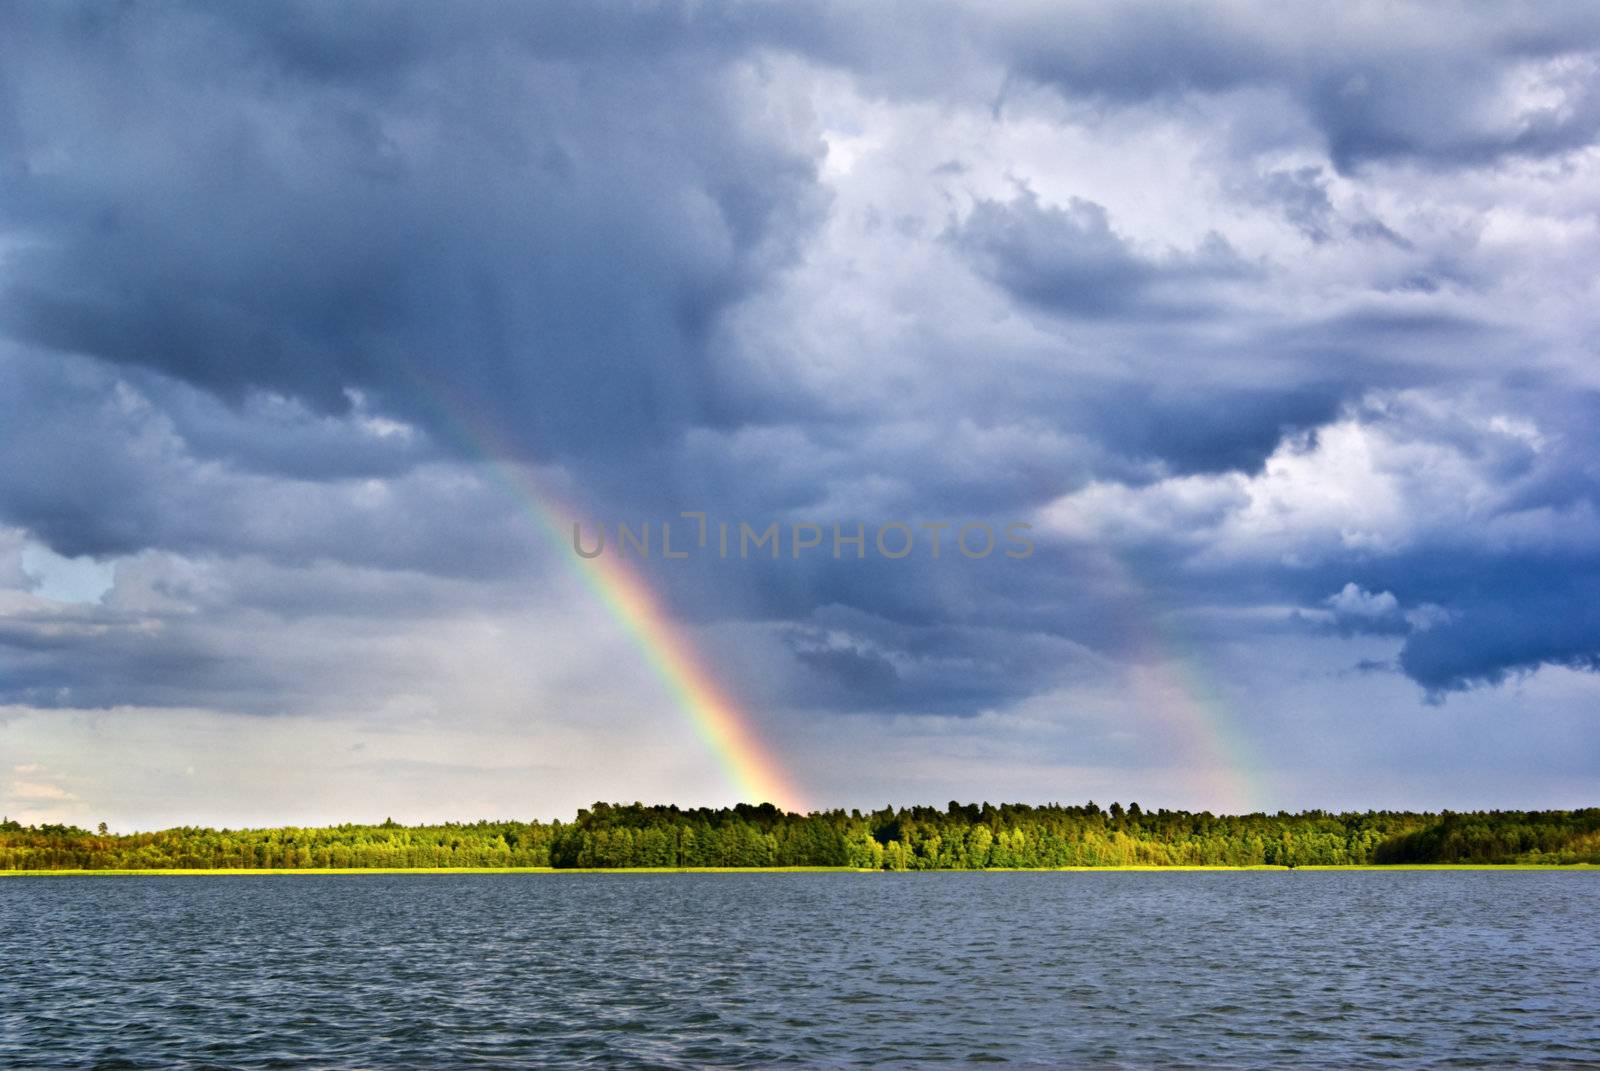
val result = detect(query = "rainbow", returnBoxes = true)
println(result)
[395,375,805,813]
[389,370,1256,817]
[1082,542,1267,814]
[492,462,806,813]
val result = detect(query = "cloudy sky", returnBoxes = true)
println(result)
[4,2,1599,828]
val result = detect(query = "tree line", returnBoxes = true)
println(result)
[2,802,1596,871]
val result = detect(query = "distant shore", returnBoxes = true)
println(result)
[5,863,1596,877]
[8,804,1598,870]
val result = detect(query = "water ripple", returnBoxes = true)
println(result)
[1,872,1598,1068]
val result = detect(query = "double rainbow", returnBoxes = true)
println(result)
[401,371,1259,818]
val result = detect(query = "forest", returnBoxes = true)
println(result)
[3,802,1598,871]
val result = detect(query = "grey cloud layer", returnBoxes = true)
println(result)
[1,3,824,459]
[2,0,1600,726]
[990,2,1600,169]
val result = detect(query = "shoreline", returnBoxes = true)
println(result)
[3,863,1595,877]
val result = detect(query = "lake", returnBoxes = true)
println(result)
[2,871,1596,1068]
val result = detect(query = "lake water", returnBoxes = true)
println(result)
[2,871,1596,1069]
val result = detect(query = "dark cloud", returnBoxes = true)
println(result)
[149,382,440,482]
[0,2,825,465]
[0,594,428,714]
[1399,580,1600,698]
[994,3,1600,170]
[0,581,316,712]
[1080,381,1348,477]
[1254,167,1336,244]
[793,643,901,697]
[774,604,1098,716]
[1,0,1598,750]
[950,189,1250,319]
[1233,166,1414,250]
[1345,538,1600,699]
[0,348,531,573]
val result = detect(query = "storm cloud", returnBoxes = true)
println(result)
[3,1,1599,821]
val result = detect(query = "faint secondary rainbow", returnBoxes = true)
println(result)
[1081,542,1267,814]
[394,377,806,814]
